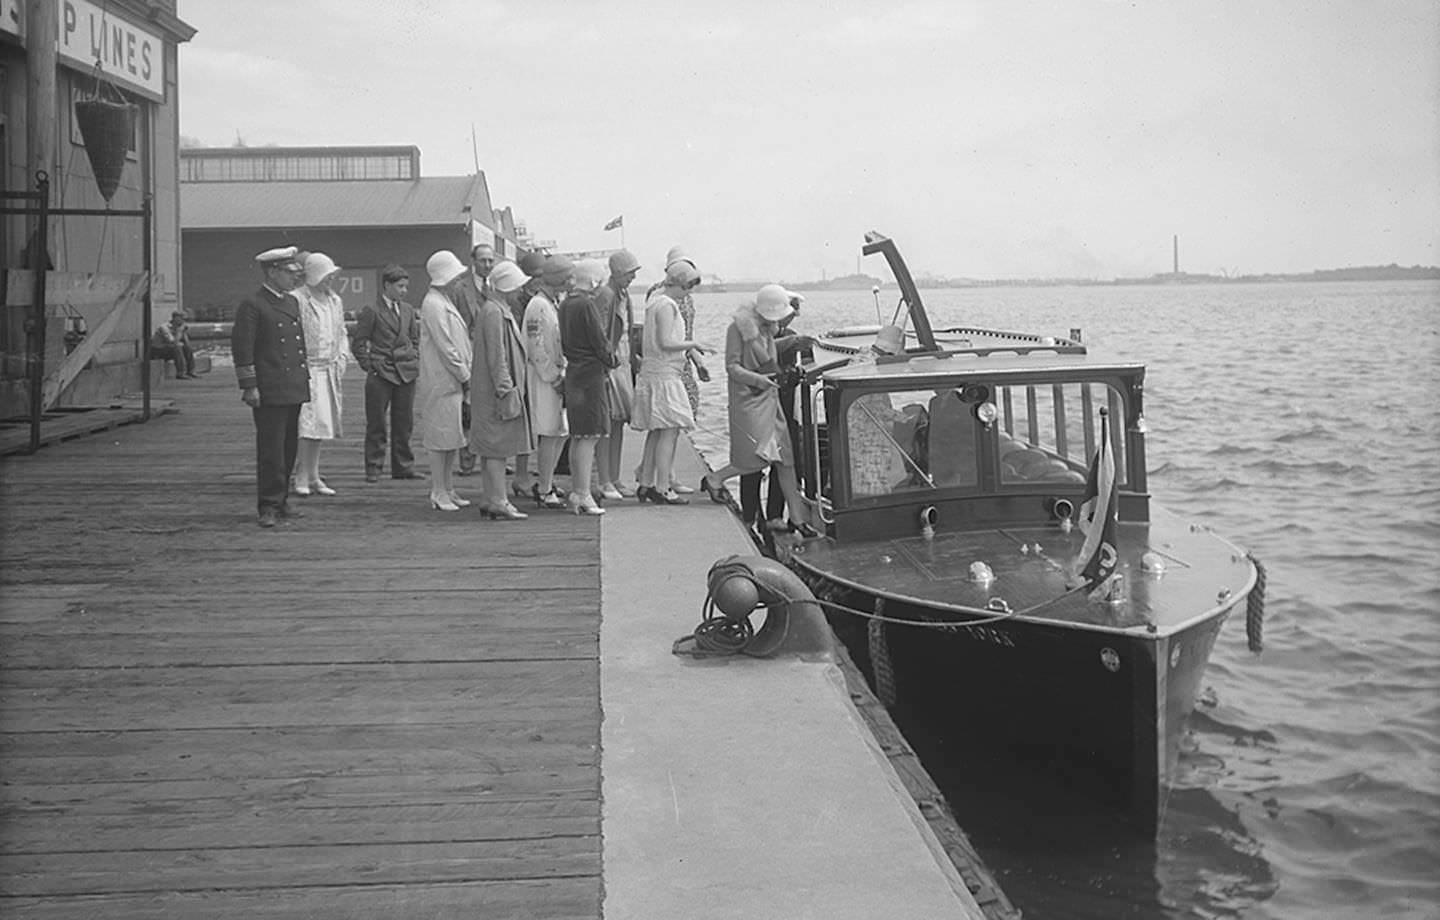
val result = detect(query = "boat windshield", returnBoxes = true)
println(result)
[840,379,1131,500]
[995,381,1129,486]
[846,388,980,498]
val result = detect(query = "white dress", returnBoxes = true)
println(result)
[631,293,695,431]
[294,285,348,439]
[524,291,568,438]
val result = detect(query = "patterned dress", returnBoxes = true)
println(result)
[676,290,700,417]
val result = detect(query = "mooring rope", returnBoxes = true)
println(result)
[675,561,1023,659]
[1246,552,1267,653]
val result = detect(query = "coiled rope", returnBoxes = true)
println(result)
[672,559,764,658]
[1246,553,1267,653]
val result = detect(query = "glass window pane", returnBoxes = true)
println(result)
[997,382,1125,486]
[845,388,979,498]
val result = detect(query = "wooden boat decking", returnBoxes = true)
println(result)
[0,370,1013,919]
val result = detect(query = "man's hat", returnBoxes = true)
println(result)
[873,324,905,356]
[255,246,302,271]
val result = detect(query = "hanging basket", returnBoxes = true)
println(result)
[74,96,137,202]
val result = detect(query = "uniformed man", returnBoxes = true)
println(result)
[233,246,311,528]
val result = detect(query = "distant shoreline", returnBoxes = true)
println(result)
[698,264,1440,293]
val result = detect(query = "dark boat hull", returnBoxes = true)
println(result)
[795,569,1232,833]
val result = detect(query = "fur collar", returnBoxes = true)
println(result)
[732,304,764,342]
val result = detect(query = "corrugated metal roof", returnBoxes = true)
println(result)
[181,177,485,230]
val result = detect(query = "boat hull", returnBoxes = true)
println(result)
[795,569,1232,833]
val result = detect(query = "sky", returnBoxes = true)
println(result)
[177,0,1440,284]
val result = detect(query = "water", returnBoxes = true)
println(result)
[685,281,1440,919]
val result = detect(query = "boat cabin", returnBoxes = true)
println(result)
[803,339,1149,544]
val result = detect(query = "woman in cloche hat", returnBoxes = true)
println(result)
[699,284,820,535]
[290,252,349,497]
[416,251,474,511]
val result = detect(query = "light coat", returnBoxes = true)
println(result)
[417,286,472,450]
[725,305,789,471]
[294,285,349,439]
[469,294,533,459]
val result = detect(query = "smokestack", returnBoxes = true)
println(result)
[1173,235,1179,275]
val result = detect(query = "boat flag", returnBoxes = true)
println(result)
[603,214,623,231]
[1076,407,1120,599]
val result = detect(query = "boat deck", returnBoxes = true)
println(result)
[792,514,1255,633]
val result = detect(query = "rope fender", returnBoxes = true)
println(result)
[868,597,898,707]
[1245,552,1267,653]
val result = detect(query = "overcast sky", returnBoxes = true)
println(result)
[177,0,1440,284]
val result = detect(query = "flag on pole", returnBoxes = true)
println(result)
[1076,407,1120,598]
[603,214,623,231]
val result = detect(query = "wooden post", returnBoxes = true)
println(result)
[25,2,58,450]
[25,0,58,224]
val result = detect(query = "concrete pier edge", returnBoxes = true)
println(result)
[598,435,1007,919]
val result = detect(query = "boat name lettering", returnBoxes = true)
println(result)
[962,625,1015,647]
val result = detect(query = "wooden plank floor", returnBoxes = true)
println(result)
[0,371,602,918]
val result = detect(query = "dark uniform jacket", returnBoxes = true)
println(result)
[351,296,421,386]
[232,286,311,405]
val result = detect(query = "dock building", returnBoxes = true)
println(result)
[179,145,527,321]
[0,0,195,418]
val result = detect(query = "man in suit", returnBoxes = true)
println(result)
[233,246,311,528]
[457,243,496,476]
[351,264,422,483]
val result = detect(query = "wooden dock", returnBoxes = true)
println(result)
[0,372,602,917]
[1,369,1018,919]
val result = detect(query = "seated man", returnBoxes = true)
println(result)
[152,310,197,378]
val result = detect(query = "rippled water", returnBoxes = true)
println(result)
[686,281,1440,919]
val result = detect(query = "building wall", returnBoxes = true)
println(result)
[181,225,474,320]
[0,4,188,417]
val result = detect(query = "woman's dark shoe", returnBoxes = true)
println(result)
[635,485,659,504]
[533,484,566,509]
[699,475,732,505]
[764,518,818,538]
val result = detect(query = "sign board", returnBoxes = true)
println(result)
[332,269,371,306]
[58,0,165,102]
[556,249,619,263]
[470,220,495,250]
